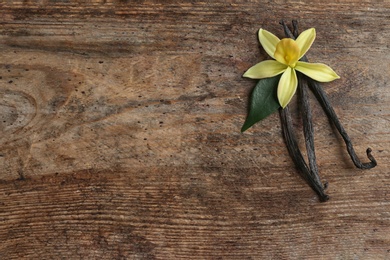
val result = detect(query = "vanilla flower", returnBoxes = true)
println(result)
[243,28,340,108]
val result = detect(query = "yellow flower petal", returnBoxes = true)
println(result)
[295,28,316,59]
[277,67,297,108]
[259,29,280,59]
[243,60,287,79]
[274,39,300,67]
[295,61,340,82]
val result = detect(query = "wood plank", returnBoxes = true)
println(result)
[1,1,389,258]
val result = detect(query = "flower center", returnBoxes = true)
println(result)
[274,38,300,67]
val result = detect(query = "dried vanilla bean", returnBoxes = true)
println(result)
[277,21,328,200]
[308,80,377,169]
[279,106,329,201]
[292,22,326,189]
[297,73,325,187]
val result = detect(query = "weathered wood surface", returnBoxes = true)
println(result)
[0,1,389,259]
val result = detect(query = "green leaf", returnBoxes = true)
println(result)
[241,75,281,132]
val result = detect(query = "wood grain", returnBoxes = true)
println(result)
[1,1,389,259]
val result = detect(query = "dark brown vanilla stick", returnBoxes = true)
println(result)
[281,20,377,170]
[297,73,325,187]
[308,80,377,169]
[293,22,326,189]
[281,20,295,39]
[278,20,328,200]
[279,107,329,201]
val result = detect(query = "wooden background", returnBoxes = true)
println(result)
[0,0,389,259]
